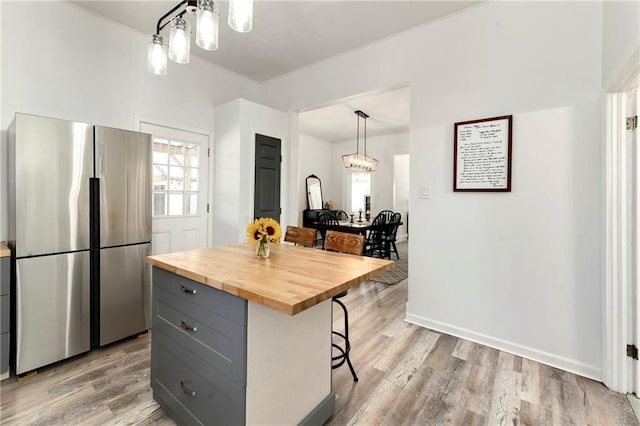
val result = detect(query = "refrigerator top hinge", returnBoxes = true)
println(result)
[628,115,638,131]
[627,344,638,360]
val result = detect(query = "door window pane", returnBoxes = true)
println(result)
[153,192,167,216]
[187,168,199,191]
[169,193,183,216]
[187,193,198,215]
[153,165,168,190]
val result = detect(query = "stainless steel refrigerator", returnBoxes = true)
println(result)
[7,113,152,375]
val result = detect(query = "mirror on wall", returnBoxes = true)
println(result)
[306,174,323,210]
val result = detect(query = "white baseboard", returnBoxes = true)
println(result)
[405,309,601,381]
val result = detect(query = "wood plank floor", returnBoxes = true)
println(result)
[1,279,637,425]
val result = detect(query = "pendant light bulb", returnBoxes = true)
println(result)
[169,16,191,64]
[196,0,219,50]
[228,0,253,33]
[147,34,167,75]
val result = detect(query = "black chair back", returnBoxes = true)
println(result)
[381,212,402,259]
[364,213,386,257]
[376,210,395,224]
[334,210,349,221]
[317,212,339,248]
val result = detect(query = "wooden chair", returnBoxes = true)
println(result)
[284,226,317,247]
[323,230,364,382]
[324,230,364,255]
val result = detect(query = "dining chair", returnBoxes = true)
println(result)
[325,230,364,256]
[363,213,386,258]
[381,212,402,259]
[334,210,350,221]
[284,226,317,247]
[323,230,364,382]
[317,211,339,248]
[376,210,395,224]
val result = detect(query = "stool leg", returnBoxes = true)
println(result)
[332,297,358,382]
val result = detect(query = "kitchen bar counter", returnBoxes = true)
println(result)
[146,243,394,425]
[147,243,393,315]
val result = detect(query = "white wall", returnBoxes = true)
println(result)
[602,0,640,90]
[0,0,259,242]
[298,133,333,222]
[260,2,606,380]
[212,98,289,246]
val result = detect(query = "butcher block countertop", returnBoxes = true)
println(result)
[0,242,9,258]
[147,243,394,316]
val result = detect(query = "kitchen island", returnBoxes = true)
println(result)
[147,243,393,425]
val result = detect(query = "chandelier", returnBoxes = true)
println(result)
[342,110,378,172]
[147,0,253,75]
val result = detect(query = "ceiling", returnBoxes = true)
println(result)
[69,0,482,141]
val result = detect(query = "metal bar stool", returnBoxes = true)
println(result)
[324,230,364,382]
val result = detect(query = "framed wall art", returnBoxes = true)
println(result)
[453,115,512,192]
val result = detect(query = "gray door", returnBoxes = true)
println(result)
[99,243,151,346]
[15,252,90,374]
[12,114,93,257]
[254,134,281,222]
[95,126,152,247]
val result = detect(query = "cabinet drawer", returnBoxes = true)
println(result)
[152,267,247,326]
[152,329,245,426]
[0,295,8,334]
[154,286,246,385]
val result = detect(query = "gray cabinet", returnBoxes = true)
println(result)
[1,250,9,380]
[151,267,247,425]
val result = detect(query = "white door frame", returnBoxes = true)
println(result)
[134,115,214,247]
[604,89,639,394]
[633,89,639,394]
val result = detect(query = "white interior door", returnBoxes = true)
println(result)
[139,122,210,255]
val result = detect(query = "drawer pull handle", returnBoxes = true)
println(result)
[180,284,196,294]
[180,381,196,397]
[181,320,198,333]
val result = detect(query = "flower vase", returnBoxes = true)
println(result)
[256,239,270,259]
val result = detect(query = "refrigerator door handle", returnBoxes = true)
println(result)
[97,143,106,176]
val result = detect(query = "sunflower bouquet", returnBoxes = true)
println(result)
[246,217,282,258]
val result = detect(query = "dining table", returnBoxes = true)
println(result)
[146,242,394,425]
[317,219,375,235]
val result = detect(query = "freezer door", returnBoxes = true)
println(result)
[15,252,90,375]
[95,126,151,247]
[100,243,151,346]
[12,114,93,257]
